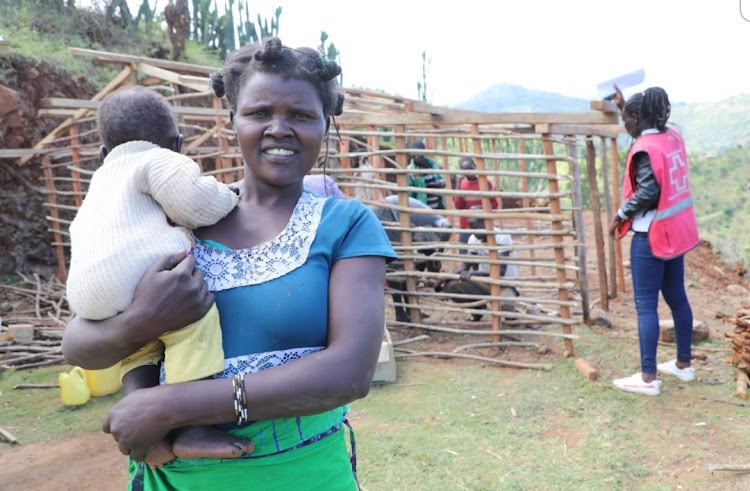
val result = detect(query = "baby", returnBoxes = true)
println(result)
[67,86,251,467]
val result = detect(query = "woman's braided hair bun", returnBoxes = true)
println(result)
[213,37,344,119]
[210,72,225,98]
[333,92,345,116]
[321,59,342,82]
[255,37,284,62]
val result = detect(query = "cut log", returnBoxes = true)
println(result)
[0,425,18,444]
[736,370,749,400]
[574,357,599,381]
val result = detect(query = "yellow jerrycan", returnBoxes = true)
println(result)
[59,366,91,406]
[84,361,122,397]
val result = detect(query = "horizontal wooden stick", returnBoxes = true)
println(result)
[388,289,578,307]
[388,320,578,339]
[387,270,577,291]
[707,464,750,472]
[13,383,59,390]
[0,345,61,353]
[453,341,540,352]
[700,396,749,407]
[1,349,62,365]
[1,356,65,370]
[392,335,430,346]
[395,350,553,370]
[386,299,564,325]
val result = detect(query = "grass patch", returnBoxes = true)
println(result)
[1,325,748,489]
[351,324,750,490]
[0,364,121,443]
[0,3,223,91]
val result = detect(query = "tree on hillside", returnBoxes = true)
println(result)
[165,0,190,59]
[135,0,159,33]
[182,1,281,59]
[105,0,133,27]
[319,31,342,85]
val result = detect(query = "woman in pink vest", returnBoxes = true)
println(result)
[608,86,700,396]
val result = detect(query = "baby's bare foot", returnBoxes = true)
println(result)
[172,425,253,460]
[145,438,176,469]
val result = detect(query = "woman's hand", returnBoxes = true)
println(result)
[613,85,625,112]
[609,215,623,239]
[129,250,215,337]
[102,385,174,462]
[62,250,214,368]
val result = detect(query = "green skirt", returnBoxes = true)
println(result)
[128,425,357,490]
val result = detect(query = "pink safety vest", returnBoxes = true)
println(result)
[618,128,700,259]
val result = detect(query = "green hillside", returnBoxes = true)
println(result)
[671,95,750,154]
[689,145,750,266]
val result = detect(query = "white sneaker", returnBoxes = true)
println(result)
[657,359,696,382]
[613,372,662,396]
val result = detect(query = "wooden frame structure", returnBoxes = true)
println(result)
[11,47,627,364]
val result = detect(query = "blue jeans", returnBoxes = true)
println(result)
[630,233,693,374]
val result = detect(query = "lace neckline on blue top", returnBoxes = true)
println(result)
[192,191,325,291]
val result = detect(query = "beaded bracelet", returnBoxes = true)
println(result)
[232,374,249,426]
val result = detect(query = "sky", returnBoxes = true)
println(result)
[116,0,749,106]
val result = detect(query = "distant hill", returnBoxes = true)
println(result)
[454,83,590,114]
[670,95,750,155]
[453,83,750,155]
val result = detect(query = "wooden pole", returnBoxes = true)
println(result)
[490,138,501,193]
[41,155,68,282]
[212,97,232,183]
[440,136,456,214]
[69,125,84,208]
[471,124,501,339]
[610,137,626,293]
[395,125,420,324]
[600,137,616,300]
[585,138,608,312]
[567,137,590,324]
[518,138,536,276]
[338,134,353,197]
[367,126,381,201]
[543,134,574,356]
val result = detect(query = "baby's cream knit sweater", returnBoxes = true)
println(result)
[66,141,239,320]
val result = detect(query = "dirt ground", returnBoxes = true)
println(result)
[1,220,748,490]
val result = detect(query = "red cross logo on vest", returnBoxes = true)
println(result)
[668,151,688,196]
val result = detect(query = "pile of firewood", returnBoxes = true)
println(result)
[0,273,70,370]
[723,308,750,399]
